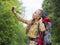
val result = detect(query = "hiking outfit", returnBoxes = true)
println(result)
[15,12,51,45]
[17,16,45,45]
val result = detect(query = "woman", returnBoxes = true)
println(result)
[11,6,46,45]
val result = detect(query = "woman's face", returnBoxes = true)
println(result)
[32,10,42,19]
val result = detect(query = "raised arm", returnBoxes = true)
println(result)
[11,6,30,24]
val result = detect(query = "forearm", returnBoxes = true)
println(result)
[12,11,28,24]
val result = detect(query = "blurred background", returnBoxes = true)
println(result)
[0,0,60,45]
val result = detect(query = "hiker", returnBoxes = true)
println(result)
[11,6,46,45]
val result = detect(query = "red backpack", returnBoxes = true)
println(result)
[35,17,51,45]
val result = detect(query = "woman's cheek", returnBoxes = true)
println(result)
[33,16,36,19]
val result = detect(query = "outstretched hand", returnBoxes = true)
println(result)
[11,6,16,12]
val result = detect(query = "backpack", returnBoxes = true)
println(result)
[42,17,51,45]
[36,16,51,45]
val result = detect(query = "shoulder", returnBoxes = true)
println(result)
[43,16,51,22]
[27,19,32,25]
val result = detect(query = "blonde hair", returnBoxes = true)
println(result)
[26,9,44,34]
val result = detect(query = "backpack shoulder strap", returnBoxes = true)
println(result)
[38,22,45,38]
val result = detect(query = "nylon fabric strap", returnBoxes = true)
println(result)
[38,22,42,38]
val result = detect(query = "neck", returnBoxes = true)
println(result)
[35,19,39,22]
[35,17,42,21]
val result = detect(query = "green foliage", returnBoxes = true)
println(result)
[42,0,60,45]
[0,0,26,45]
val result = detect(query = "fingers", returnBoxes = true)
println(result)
[11,6,16,12]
